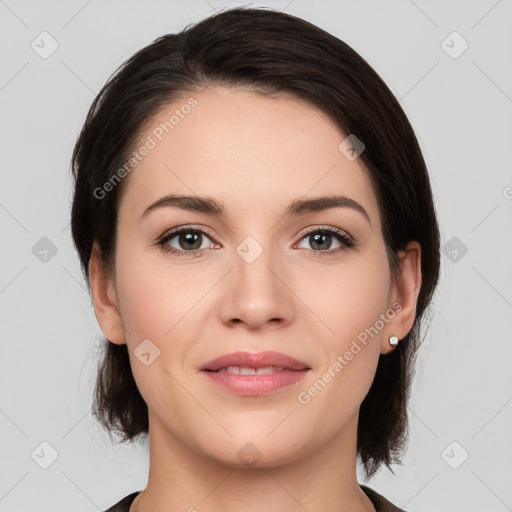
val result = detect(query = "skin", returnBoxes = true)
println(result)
[89,86,421,512]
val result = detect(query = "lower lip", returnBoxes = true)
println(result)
[201,369,310,396]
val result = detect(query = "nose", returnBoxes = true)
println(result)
[218,244,294,331]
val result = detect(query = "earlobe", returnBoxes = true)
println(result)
[88,241,126,345]
[381,241,422,354]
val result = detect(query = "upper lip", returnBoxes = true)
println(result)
[201,351,310,371]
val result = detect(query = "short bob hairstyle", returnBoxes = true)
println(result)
[70,7,440,480]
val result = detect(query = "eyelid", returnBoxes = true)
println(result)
[156,224,217,242]
[155,224,218,258]
[156,223,355,257]
[295,224,353,242]
[157,224,353,242]
[292,225,355,255]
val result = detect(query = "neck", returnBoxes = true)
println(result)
[132,412,375,512]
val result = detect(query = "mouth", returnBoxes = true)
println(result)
[206,366,303,374]
[200,351,311,396]
[200,350,310,372]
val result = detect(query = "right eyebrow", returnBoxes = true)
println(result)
[140,194,223,221]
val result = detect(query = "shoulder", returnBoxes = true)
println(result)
[360,485,408,512]
[103,491,141,512]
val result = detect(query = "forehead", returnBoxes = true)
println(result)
[118,86,380,228]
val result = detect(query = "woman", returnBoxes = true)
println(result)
[70,7,440,511]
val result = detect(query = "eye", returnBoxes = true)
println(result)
[157,226,218,258]
[294,226,355,256]
[156,225,355,258]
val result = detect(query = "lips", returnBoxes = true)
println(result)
[200,350,311,396]
[201,350,310,372]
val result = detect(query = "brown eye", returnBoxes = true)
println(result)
[157,227,217,257]
[295,227,355,256]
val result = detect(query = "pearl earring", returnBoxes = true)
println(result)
[389,335,399,347]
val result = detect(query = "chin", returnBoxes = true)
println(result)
[197,431,308,470]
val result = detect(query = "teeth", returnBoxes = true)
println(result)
[218,366,285,374]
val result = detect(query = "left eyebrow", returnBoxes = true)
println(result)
[140,193,372,228]
[283,195,372,227]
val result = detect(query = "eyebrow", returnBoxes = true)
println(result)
[140,194,372,226]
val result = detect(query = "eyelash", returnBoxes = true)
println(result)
[156,225,356,259]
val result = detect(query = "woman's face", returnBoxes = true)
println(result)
[94,86,415,468]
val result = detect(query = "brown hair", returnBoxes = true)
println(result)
[70,6,440,479]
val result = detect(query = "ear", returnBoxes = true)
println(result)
[88,241,126,345]
[381,240,422,355]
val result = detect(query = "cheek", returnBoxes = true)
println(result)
[112,244,193,409]
[299,248,391,399]
[113,239,193,339]
[112,241,213,386]
[297,260,390,423]
[302,248,392,346]
[115,258,165,338]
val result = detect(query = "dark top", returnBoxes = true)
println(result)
[103,485,406,511]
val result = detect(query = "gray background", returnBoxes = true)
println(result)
[1,0,511,510]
